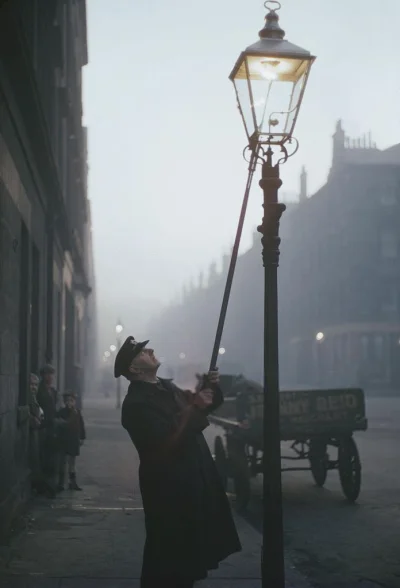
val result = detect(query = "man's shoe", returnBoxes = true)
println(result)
[69,473,82,491]
[68,480,82,491]
[45,486,56,499]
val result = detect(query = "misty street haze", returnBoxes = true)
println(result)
[1,0,400,587]
[84,0,400,353]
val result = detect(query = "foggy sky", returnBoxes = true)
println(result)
[83,0,400,356]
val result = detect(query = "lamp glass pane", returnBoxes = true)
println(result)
[232,53,312,143]
[284,68,308,134]
[248,74,294,137]
[233,77,256,139]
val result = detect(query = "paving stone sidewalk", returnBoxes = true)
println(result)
[0,398,313,588]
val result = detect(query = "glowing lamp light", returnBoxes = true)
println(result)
[229,2,315,147]
[316,332,325,342]
[104,351,111,358]
[116,323,123,335]
[219,347,226,355]
[179,352,186,360]
[110,345,117,352]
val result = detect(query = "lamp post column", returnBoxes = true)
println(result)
[116,335,122,409]
[257,147,286,588]
[115,321,123,409]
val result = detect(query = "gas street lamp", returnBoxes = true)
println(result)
[230,2,316,587]
[230,1,315,151]
[115,320,124,408]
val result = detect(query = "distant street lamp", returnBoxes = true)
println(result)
[179,352,186,360]
[104,351,111,358]
[115,320,124,408]
[219,347,226,355]
[315,332,325,385]
[230,2,315,586]
[110,344,117,352]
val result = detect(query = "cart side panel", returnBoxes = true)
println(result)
[279,388,367,431]
[233,385,367,439]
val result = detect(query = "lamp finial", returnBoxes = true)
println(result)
[259,1,285,40]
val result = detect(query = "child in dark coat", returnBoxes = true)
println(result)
[57,391,86,491]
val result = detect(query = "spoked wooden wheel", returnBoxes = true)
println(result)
[230,443,251,512]
[338,437,361,502]
[309,439,329,487]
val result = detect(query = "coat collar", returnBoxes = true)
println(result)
[127,377,174,398]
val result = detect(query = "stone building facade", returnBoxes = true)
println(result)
[0,0,96,538]
[149,121,400,395]
[279,121,400,391]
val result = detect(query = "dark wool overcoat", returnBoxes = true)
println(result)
[37,384,60,471]
[121,378,241,582]
[56,407,86,456]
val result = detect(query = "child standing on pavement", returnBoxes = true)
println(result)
[56,391,86,491]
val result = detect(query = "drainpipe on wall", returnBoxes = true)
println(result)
[45,212,54,363]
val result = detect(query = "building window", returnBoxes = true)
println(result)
[381,231,398,259]
[373,335,384,364]
[380,177,398,206]
[360,336,369,362]
[74,313,81,366]
[382,285,398,314]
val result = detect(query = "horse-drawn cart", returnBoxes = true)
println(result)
[209,377,368,510]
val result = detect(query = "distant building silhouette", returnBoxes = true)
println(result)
[198,271,204,290]
[150,121,400,394]
[208,261,218,287]
[299,166,308,202]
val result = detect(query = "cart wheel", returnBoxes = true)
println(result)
[338,437,361,502]
[229,444,251,512]
[309,440,328,487]
[214,436,228,490]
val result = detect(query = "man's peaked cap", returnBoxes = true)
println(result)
[114,336,149,378]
